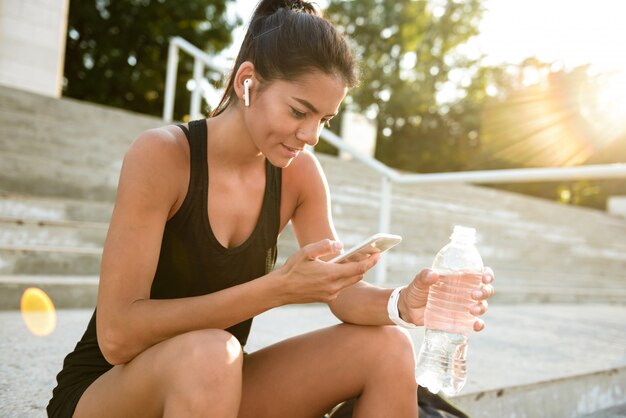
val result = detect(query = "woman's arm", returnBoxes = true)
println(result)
[97,132,375,365]
[287,152,494,327]
[286,152,390,323]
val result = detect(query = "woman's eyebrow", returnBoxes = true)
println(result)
[291,97,337,117]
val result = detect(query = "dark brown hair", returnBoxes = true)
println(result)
[210,0,358,116]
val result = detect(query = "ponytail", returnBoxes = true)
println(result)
[253,0,317,17]
[210,0,357,117]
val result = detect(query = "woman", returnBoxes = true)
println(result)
[48,1,494,417]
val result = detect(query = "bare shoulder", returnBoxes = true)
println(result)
[282,150,330,211]
[125,125,189,165]
[116,125,190,214]
[283,150,326,184]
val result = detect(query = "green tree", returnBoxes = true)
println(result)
[64,0,238,120]
[325,0,487,173]
[325,0,626,209]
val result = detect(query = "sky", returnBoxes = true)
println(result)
[475,0,626,73]
[226,0,626,74]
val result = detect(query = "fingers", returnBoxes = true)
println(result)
[473,318,485,332]
[301,239,343,260]
[330,252,380,289]
[470,267,494,332]
[470,299,488,316]
[336,252,381,277]
[482,267,495,285]
[321,254,381,302]
[471,283,493,318]
[472,284,495,301]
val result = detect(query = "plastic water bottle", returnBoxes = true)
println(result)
[414,225,484,396]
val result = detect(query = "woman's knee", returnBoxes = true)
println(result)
[165,329,244,385]
[350,325,415,372]
[154,330,243,415]
[374,326,415,358]
[360,326,417,389]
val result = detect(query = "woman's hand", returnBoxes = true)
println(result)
[397,267,495,331]
[275,239,381,305]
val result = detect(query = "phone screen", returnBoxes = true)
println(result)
[329,234,402,263]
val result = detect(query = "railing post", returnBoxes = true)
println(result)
[190,58,205,120]
[375,175,392,285]
[163,40,179,122]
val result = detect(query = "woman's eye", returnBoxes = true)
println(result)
[290,107,306,118]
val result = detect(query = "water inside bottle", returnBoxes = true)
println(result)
[424,271,482,335]
[415,329,468,396]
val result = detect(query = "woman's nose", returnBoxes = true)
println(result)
[296,123,322,147]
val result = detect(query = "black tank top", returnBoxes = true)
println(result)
[151,119,282,344]
[47,119,282,417]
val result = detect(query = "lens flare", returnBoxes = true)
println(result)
[20,288,56,336]
[481,66,626,167]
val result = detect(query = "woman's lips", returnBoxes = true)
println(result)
[281,143,302,157]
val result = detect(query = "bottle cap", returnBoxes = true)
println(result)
[451,225,477,244]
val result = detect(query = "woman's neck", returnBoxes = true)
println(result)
[206,105,264,169]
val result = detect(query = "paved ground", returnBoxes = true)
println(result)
[1,303,625,417]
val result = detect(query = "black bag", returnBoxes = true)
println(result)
[327,386,470,418]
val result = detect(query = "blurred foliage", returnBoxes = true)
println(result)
[63,0,238,120]
[326,0,488,173]
[325,0,626,210]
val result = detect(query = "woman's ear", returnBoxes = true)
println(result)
[234,61,258,107]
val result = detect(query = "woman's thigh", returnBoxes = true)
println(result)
[239,323,416,418]
[73,329,243,418]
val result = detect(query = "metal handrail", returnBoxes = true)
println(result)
[321,129,626,185]
[321,129,626,283]
[163,37,227,123]
[163,37,626,284]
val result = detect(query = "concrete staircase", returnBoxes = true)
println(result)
[2,84,626,417]
[2,84,626,309]
[0,85,159,309]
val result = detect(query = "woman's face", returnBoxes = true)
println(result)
[244,70,347,167]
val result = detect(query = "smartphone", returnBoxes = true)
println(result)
[329,233,402,263]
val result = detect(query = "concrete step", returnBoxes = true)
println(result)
[0,216,107,248]
[0,107,140,147]
[0,275,98,310]
[579,403,626,418]
[0,152,119,200]
[449,303,626,418]
[0,193,626,284]
[0,191,113,223]
[0,304,624,417]
[0,109,131,169]
[0,84,160,135]
[2,272,558,313]
[0,245,102,275]
[1,198,624,302]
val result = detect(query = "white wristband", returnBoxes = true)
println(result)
[387,286,419,328]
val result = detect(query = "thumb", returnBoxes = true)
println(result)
[408,269,439,299]
[302,239,343,260]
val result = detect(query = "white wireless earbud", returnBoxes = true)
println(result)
[243,79,252,107]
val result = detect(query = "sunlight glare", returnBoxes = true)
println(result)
[594,71,626,127]
[20,287,57,336]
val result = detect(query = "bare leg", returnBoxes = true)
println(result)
[73,329,243,418]
[239,324,418,418]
